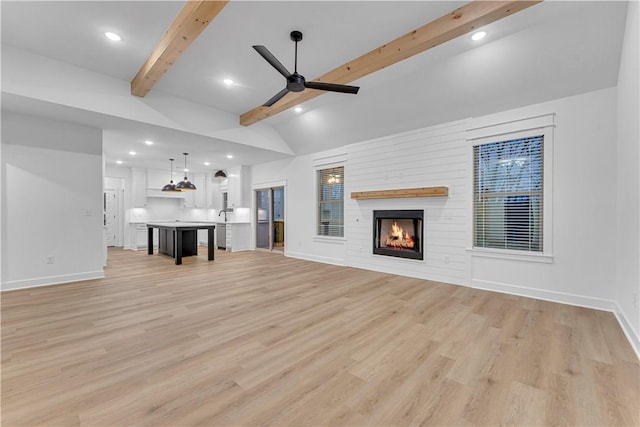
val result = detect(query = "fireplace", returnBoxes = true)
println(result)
[373,210,424,260]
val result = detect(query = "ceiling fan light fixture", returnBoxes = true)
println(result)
[176,153,196,191]
[162,158,182,192]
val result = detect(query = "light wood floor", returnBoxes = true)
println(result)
[2,248,638,426]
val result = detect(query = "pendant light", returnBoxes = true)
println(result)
[161,158,181,192]
[214,170,227,179]
[176,152,196,190]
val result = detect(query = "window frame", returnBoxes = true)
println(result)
[469,125,554,261]
[315,165,345,239]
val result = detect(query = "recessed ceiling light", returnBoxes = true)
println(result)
[129,151,136,155]
[144,140,154,145]
[204,162,210,166]
[226,154,233,159]
[294,106,303,113]
[116,160,123,164]
[104,32,122,42]
[471,31,486,41]
[223,78,234,86]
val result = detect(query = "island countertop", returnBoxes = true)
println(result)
[146,221,217,228]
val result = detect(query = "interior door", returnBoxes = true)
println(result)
[104,189,117,247]
[273,187,284,251]
[256,189,271,249]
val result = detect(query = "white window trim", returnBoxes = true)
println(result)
[313,235,347,244]
[314,162,345,239]
[467,114,554,261]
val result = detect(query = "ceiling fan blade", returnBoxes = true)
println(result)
[253,45,291,78]
[304,81,360,94]
[263,87,290,107]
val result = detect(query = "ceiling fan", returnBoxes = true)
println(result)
[253,30,360,107]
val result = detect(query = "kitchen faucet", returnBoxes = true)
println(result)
[219,210,227,222]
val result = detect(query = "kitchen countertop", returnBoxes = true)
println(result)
[146,221,217,228]
[130,220,250,224]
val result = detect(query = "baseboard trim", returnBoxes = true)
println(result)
[471,279,617,311]
[614,303,640,360]
[472,279,638,360]
[286,251,346,266]
[1,270,105,292]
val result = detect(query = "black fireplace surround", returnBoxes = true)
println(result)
[373,210,424,260]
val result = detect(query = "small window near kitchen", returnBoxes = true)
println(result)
[317,166,344,237]
[473,135,543,252]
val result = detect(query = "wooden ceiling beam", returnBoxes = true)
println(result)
[240,0,541,126]
[131,0,229,97]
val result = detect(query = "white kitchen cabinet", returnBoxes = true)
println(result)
[226,223,251,252]
[134,224,157,250]
[132,169,147,207]
[197,229,208,246]
[207,176,221,208]
[182,174,206,208]
[192,175,206,208]
[182,187,195,208]
[227,166,250,208]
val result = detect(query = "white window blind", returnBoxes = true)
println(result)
[317,166,344,237]
[474,135,543,252]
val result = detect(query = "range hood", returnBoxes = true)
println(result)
[146,189,185,198]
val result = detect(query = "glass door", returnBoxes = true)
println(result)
[255,187,285,252]
[272,187,284,251]
[256,189,271,250]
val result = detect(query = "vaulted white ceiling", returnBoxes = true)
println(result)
[0,1,629,172]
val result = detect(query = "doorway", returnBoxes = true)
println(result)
[256,186,285,252]
[104,189,117,247]
[104,176,125,248]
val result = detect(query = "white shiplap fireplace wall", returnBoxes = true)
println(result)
[345,120,470,286]
[251,87,634,354]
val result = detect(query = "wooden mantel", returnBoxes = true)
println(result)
[351,186,448,200]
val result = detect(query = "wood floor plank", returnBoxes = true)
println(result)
[1,247,638,426]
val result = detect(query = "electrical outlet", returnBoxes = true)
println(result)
[633,292,638,309]
[47,256,55,264]
[444,255,450,264]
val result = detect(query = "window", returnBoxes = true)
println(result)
[317,166,344,237]
[474,135,543,252]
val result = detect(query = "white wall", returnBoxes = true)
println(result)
[616,1,640,352]
[251,148,348,265]
[469,88,617,308]
[253,87,621,313]
[104,176,125,247]
[1,112,104,290]
[345,120,469,285]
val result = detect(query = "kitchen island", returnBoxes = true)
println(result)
[146,222,215,265]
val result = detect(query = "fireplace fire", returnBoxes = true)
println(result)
[373,210,424,260]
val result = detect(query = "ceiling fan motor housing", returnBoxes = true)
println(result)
[287,73,305,92]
